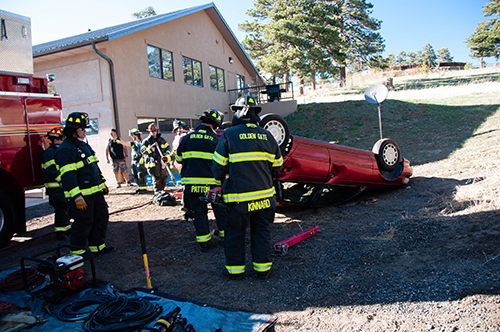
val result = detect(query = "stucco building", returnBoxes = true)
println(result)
[32,3,283,184]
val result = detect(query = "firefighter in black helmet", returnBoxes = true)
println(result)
[55,112,114,256]
[41,127,70,240]
[176,109,226,252]
[140,123,171,193]
[213,96,283,279]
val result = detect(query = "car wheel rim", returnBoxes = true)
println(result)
[382,143,398,166]
[263,120,285,145]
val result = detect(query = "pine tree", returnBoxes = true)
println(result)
[331,0,384,87]
[436,47,454,63]
[466,0,500,67]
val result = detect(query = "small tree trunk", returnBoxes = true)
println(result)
[339,66,346,87]
[299,77,305,95]
[312,74,316,91]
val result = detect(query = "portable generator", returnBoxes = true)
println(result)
[21,245,96,303]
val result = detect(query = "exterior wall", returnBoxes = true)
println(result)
[33,10,255,185]
[34,50,116,184]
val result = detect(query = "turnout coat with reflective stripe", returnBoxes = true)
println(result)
[140,134,170,169]
[41,144,63,195]
[213,123,283,204]
[55,137,106,198]
[176,125,221,188]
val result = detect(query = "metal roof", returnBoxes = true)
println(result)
[32,2,262,83]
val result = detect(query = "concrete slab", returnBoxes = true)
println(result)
[25,188,48,208]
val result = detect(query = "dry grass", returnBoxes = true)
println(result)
[298,67,500,217]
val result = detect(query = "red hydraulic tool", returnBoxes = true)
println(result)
[274,225,321,256]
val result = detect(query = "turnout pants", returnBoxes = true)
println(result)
[224,204,274,275]
[184,192,226,243]
[48,190,70,233]
[69,192,109,253]
[147,162,168,193]
[132,163,147,190]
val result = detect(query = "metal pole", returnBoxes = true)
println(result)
[138,222,152,288]
[377,103,383,139]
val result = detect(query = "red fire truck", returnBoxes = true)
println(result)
[0,10,63,247]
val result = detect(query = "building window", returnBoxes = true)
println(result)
[147,45,174,81]
[86,118,99,136]
[183,57,202,87]
[237,75,245,91]
[209,66,225,92]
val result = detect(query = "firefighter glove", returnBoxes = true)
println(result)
[102,184,109,195]
[74,195,88,210]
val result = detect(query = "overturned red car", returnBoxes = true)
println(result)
[257,113,413,207]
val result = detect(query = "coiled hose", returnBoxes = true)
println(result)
[0,268,44,292]
[56,292,115,322]
[84,296,161,332]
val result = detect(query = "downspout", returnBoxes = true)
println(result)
[91,42,120,136]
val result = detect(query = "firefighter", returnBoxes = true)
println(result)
[129,128,148,193]
[41,127,70,240]
[55,112,114,256]
[176,110,226,252]
[105,129,133,188]
[141,123,171,194]
[213,96,283,280]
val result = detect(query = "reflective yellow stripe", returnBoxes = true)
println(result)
[181,178,221,185]
[253,262,272,272]
[44,182,60,188]
[55,225,71,232]
[160,142,169,149]
[226,265,245,274]
[196,233,212,243]
[273,156,283,167]
[229,151,277,163]
[64,183,105,198]
[213,151,228,166]
[219,230,225,238]
[71,249,86,255]
[60,163,77,176]
[223,187,275,203]
[182,151,213,160]
[175,154,183,163]
[42,159,56,169]
[89,243,106,252]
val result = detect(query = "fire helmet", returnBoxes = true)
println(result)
[64,112,90,129]
[199,109,223,128]
[231,95,261,114]
[45,127,64,139]
[147,123,159,132]
[172,119,188,133]
[129,128,142,136]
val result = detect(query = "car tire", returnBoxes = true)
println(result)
[0,191,16,248]
[372,138,401,172]
[260,113,291,156]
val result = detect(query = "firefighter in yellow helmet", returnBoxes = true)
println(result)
[213,96,283,280]
[41,127,70,240]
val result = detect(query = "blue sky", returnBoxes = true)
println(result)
[1,0,496,68]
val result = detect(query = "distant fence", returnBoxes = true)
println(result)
[228,82,294,106]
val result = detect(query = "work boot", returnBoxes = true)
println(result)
[56,232,68,241]
[199,242,209,253]
[255,270,270,280]
[220,268,245,280]
[127,180,135,186]
[95,246,116,256]
[116,183,121,188]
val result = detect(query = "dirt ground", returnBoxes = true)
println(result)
[1,161,500,331]
[2,80,500,331]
